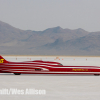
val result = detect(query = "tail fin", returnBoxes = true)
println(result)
[0,55,9,63]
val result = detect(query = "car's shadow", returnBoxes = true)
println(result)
[0,73,95,76]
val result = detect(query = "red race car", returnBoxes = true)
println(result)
[0,55,100,75]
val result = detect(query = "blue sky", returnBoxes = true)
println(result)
[0,0,100,32]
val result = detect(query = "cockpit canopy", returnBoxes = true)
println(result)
[58,64,63,66]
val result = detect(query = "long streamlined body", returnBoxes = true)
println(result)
[0,55,100,75]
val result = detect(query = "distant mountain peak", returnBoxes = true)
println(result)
[72,28,89,34]
[54,26,63,29]
[52,26,64,33]
[77,28,83,30]
[74,28,88,32]
[42,26,64,33]
[0,20,22,32]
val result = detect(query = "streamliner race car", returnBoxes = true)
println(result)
[0,55,100,75]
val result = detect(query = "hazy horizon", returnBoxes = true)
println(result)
[0,0,100,32]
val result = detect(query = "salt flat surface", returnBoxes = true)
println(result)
[0,56,100,100]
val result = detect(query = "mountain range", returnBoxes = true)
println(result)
[0,20,100,56]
